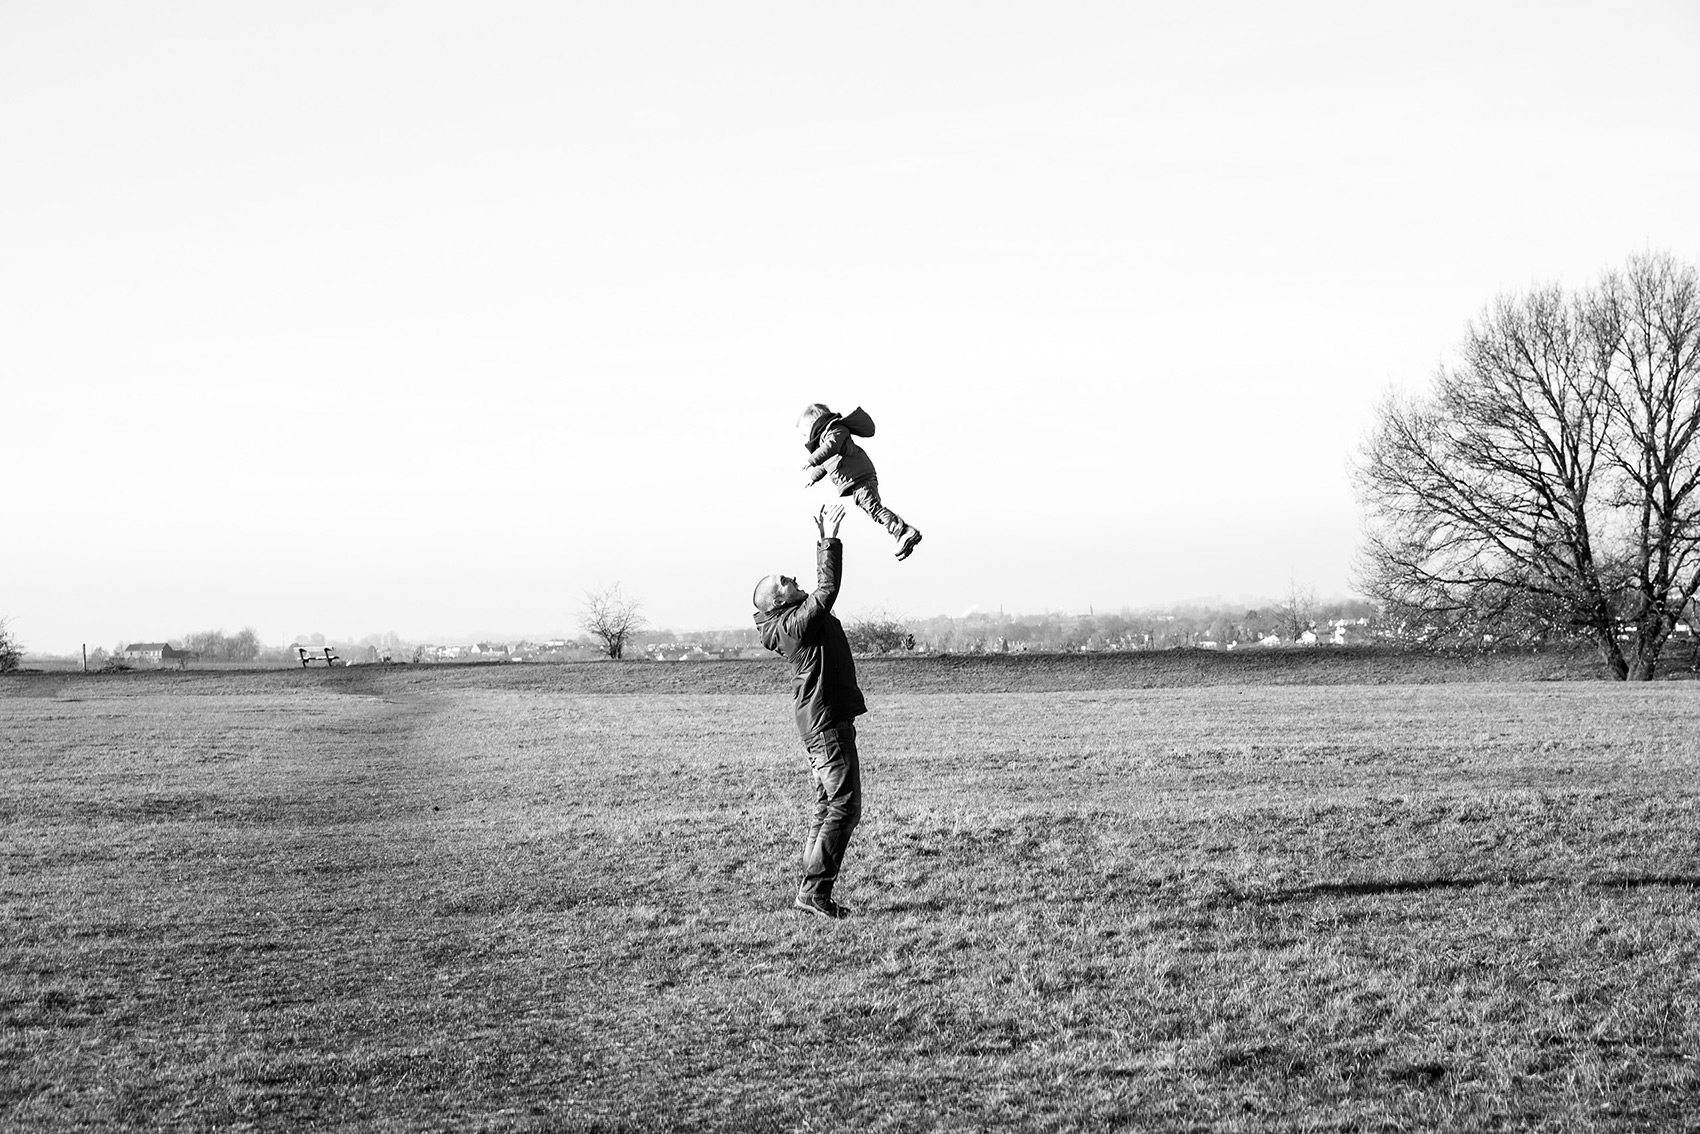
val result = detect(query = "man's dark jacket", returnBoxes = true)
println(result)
[754,538,868,739]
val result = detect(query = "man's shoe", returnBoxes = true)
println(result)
[793,893,851,920]
[895,527,923,561]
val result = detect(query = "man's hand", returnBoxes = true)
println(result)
[815,504,845,539]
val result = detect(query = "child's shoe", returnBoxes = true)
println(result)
[896,527,923,561]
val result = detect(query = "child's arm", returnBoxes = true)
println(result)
[801,423,850,469]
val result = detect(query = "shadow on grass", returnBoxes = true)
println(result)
[1229,874,1700,906]
[873,897,952,915]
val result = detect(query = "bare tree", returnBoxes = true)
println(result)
[1273,581,1317,641]
[1591,256,1700,677]
[1356,252,1700,679]
[581,583,646,659]
[0,617,21,673]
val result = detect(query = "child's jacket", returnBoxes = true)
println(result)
[801,406,878,496]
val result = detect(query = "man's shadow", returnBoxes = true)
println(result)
[1230,874,1700,906]
[870,875,1700,915]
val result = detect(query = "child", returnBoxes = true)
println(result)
[798,403,923,560]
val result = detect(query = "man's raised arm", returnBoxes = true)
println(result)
[782,506,847,635]
[811,504,846,612]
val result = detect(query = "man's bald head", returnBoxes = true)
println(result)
[752,573,804,613]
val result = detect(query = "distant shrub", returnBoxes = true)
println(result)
[95,648,133,673]
[845,613,912,656]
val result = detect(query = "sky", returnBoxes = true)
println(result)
[4,1,1699,655]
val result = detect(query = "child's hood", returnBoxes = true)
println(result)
[839,407,875,438]
[799,404,876,446]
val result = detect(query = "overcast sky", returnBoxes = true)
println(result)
[5,1,1698,654]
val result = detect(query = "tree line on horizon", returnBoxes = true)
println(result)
[615,593,1383,658]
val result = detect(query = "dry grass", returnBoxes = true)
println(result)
[3,662,1698,1131]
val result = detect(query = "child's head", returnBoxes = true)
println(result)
[797,404,832,431]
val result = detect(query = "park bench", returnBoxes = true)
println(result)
[297,646,341,668]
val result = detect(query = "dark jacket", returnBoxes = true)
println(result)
[800,406,878,496]
[753,538,867,738]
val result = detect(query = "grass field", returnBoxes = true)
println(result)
[4,658,1698,1131]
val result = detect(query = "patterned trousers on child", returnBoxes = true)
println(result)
[849,475,909,539]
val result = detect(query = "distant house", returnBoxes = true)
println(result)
[1258,634,1282,647]
[1298,630,1318,646]
[646,642,712,662]
[119,642,196,668]
[470,642,509,656]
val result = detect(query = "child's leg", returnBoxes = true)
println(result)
[850,478,909,539]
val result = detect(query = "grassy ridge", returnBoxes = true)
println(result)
[3,668,1698,1130]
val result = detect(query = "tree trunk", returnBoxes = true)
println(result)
[1592,629,1630,680]
[1628,622,1670,681]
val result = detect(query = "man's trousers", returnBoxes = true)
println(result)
[800,721,862,898]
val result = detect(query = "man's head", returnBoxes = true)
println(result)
[752,573,806,613]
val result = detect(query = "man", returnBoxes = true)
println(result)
[752,504,867,920]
